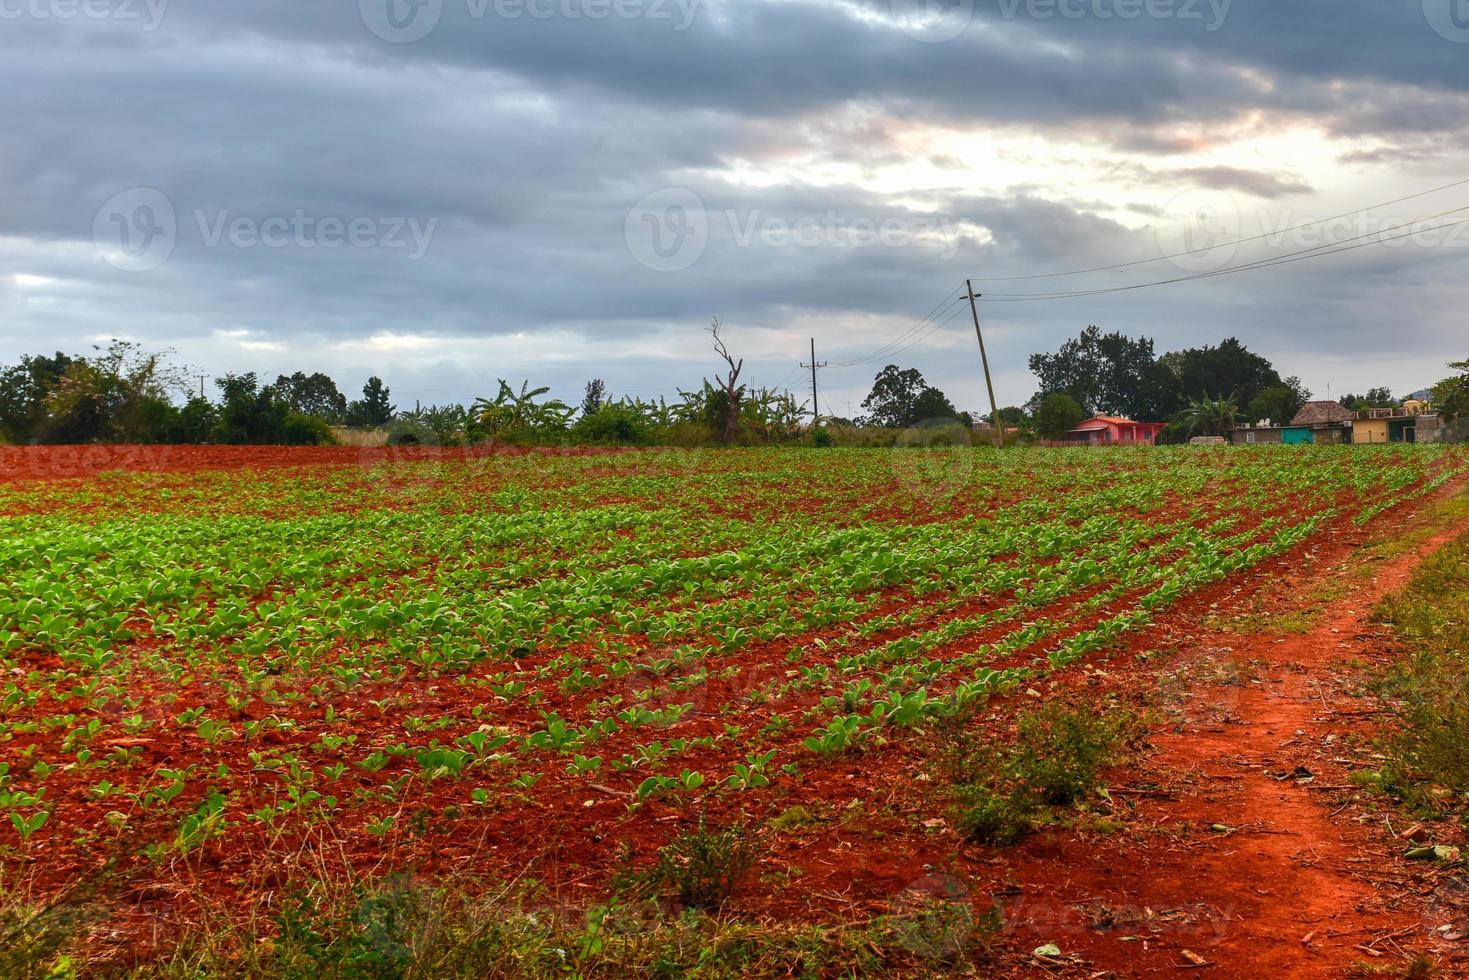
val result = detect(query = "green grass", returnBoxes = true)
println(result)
[3,863,970,979]
[935,702,1137,845]
[1361,487,1469,564]
[1373,520,1469,811]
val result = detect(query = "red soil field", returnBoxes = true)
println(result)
[2,445,1466,976]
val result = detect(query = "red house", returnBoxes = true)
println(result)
[1066,416,1166,446]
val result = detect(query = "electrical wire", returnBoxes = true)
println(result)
[979,207,1469,303]
[968,174,1469,283]
[830,283,967,367]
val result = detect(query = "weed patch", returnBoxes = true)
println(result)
[932,703,1137,845]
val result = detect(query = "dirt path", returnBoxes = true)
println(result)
[994,495,1469,977]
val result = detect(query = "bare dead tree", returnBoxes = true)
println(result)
[707,316,744,444]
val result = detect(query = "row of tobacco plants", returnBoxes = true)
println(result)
[0,444,1463,972]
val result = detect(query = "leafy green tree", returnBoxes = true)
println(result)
[270,372,347,423]
[0,352,74,443]
[214,373,288,444]
[575,402,651,444]
[1033,392,1085,439]
[347,376,395,427]
[581,379,607,417]
[281,412,336,446]
[1165,339,1282,410]
[1432,360,1469,421]
[1340,386,1397,411]
[996,406,1029,426]
[1181,394,1239,437]
[393,404,478,446]
[1028,326,1173,419]
[859,365,963,428]
[1246,383,1310,426]
[41,341,190,443]
[170,396,219,444]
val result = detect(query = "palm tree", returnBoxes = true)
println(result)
[1182,393,1239,437]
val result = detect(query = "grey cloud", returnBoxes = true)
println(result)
[0,0,1466,412]
[1166,167,1313,199]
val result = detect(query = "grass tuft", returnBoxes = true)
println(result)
[934,703,1136,845]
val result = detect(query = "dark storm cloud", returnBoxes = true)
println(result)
[0,0,1467,411]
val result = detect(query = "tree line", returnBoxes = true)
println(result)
[0,342,397,446]
[1021,327,1469,440]
[1021,327,1316,440]
[0,326,809,448]
[2,326,1464,447]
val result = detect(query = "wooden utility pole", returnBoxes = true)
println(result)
[801,338,827,426]
[965,279,1004,448]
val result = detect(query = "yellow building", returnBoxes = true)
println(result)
[1352,410,1421,443]
[1354,418,1391,444]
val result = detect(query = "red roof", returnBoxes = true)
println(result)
[1072,416,1155,429]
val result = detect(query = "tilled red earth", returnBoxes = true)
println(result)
[2,446,1465,976]
[0,443,632,483]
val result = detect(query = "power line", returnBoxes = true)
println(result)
[969,174,1469,283]
[980,208,1469,303]
[830,283,967,367]
[862,303,971,363]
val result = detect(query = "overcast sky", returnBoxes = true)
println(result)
[3,0,1468,417]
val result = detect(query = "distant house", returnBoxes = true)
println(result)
[1232,425,1284,445]
[1232,401,1349,446]
[1353,405,1447,443]
[1283,401,1353,445]
[1232,399,1468,445]
[1066,416,1167,446]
